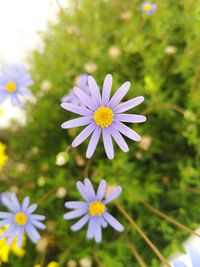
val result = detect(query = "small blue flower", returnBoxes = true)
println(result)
[61,74,90,105]
[172,246,200,267]
[64,178,124,243]
[0,193,45,248]
[61,74,146,159]
[141,2,157,15]
[0,64,33,106]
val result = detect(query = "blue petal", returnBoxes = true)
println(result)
[25,223,41,243]
[17,228,24,248]
[71,214,90,232]
[104,186,122,204]
[87,217,96,239]
[96,180,107,201]
[22,196,30,210]
[172,259,187,267]
[84,178,96,201]
[103,212,124,232]
[188,246,200,267]
[76,181,91,201]
[94,217,102,243]
[64,208,87,220]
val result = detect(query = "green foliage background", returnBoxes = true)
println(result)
[1,0,200,266]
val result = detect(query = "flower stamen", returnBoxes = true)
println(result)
[15,212,27,226]
[144,3,152,12]
[94,107,113,128]
[5,81,17,93]
[89,201,105,216]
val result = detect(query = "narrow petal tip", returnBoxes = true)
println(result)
[84,178,90,183]
[106,73,112,79]
[142,115,147,122]
[61,122,67,129]
[118,224,125,232]
[108,153,114,160]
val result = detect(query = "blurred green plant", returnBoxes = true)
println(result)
[1,0,200,266]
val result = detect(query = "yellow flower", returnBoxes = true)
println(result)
[0,143,8,171]
[0,226,25,264]
[47,262,59,267]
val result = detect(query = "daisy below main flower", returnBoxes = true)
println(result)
[0,64,33,106]
[61,74,146,159]
[141,2,157,15]
[0,193,45,248]
[64,178,124,243]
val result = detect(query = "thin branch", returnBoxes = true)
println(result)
[115,202,171,267]
[142,103,185,116]
[188,187,200,195]
[125,234,148,267]
[36,187,58,205]
[142,202,200,238]
[93,248,103,267]
[84,159,92,178]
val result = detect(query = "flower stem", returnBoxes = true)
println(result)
[84,159,92,178]
[36,186,58,205]
[142,103,185,115]
[142,201,200,238]
[115,202,171,267]
[188,187,200,195]
[125,234,148,267]
[93,248,103,267]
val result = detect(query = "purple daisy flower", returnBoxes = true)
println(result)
[64,178,124,243]
[141,2,157,15]
[61,74,146,159]
[0,64,33,106]
[0,193,45,248]
[172,246,200,267]
[61,74,91,105]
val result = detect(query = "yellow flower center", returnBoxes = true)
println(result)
[14,212,27,226]
[144,3,152,12]
[89,201,105,216]
[5,81,17,93]
[94,107,113,128]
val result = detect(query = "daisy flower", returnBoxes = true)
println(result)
[141,2,157,15]
[172,246,200,267]
[64,178,124,243]
[0,193,45,248]
[61,74,90,105]
[61,74,146,159]
[0,64,33,106]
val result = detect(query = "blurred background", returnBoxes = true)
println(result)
[0,0,200,266]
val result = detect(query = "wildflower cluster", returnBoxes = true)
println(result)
[1,0,200,266]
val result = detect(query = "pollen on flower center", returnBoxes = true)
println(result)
[94,107,113,128]
[89,201,105,216]
[144,4,152,12]
[5,81,17,93]
[14,212,27,226]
